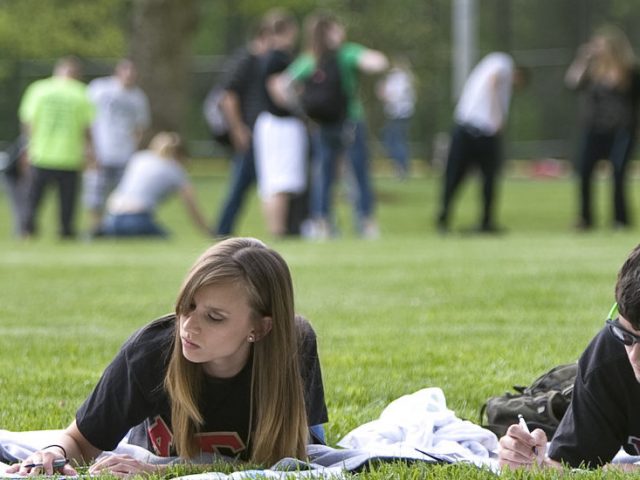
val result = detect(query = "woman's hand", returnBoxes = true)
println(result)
[89,454,157,478]
[6,450,77,477]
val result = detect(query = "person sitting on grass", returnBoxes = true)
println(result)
[499,242,640,471]
[7,237,328,476]
[99,131,210,238]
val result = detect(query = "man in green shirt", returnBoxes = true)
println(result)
[19,56,95,238]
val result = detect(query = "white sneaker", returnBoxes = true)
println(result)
[361,220,380,240]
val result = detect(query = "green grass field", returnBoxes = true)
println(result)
[1,158,639,479]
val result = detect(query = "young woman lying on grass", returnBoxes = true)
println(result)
[7,237,327,477]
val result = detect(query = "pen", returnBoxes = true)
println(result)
[518,414,539,456]
[23,458,68,469]
[517,414,530,433]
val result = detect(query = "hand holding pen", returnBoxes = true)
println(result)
[498,414,548,469]
[6,451,77,476]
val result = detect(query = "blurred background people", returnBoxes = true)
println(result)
[84,59,150,237]
[436,52,528,234]
[0,136,28,238]
[254,9,307,238]
[274,11,388,240]
[211,20,271,237]
[100,132,209,238]
[377,54,416,180]
[19,56,95,239]
[565,25,640,231]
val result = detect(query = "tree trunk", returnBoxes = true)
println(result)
[129,0,198,142]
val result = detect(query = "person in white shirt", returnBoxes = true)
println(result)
[100,132,210,238]
[84,59,151,235]
[377,55,416,179]
[436,52,528,234]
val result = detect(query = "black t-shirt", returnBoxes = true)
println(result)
[260,49,294,118]
[75,314,328,459]
[581,69,640,132]
[220,47,266,129]
[548,325,640,467]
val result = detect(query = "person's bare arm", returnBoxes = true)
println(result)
[357,48,389,74]
[220,91,251,152]
[179,183,211,235]
[268,73,307,119]
[487,71,508,132]
[7,420,101,476]
[84,128,96,170]
[565,43,593,89]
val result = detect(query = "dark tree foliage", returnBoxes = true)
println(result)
[129,0,198,138]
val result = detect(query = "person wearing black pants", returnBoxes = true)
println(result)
[436,52,528,234]
[565,26,640,230]
[577,129,635,229]
[24,167,79,238]
[438,124,501,232]
[18,56,95,240]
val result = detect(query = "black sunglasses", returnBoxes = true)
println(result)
[607,318,640,347]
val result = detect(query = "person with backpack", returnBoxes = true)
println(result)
[499,243,640,471]
[272,11,388,240]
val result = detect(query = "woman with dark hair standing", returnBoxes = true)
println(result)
[565,25,640,230]
[272,12,388,240]
[8,237,327,476]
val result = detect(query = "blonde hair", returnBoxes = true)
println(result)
[148,131,188,161]
[590,25,636,86]
[164,237,308,465]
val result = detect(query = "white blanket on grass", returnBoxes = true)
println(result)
[0,388,501,478]
[337,387,500,469]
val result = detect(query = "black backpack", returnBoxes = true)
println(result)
[300,53,347,124]
[480,362,578,438]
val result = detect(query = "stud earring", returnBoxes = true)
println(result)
[248,334,255,343]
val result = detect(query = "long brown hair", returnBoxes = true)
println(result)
[589,25,636,88]
[164,237,308,465]
[303,11,338,60]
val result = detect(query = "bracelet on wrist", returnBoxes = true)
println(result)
[42,444,68,459]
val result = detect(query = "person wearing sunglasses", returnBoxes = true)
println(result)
[499,243,640,470]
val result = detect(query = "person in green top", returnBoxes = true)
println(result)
[272,12,388,240]
[19,56,95,239]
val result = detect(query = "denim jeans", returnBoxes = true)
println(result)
[310,120,375,233]
[101,212,167,237]
[310,122,345,220]
[214,146,256,236]
[382,117,410,176]
[346,120,375,225]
